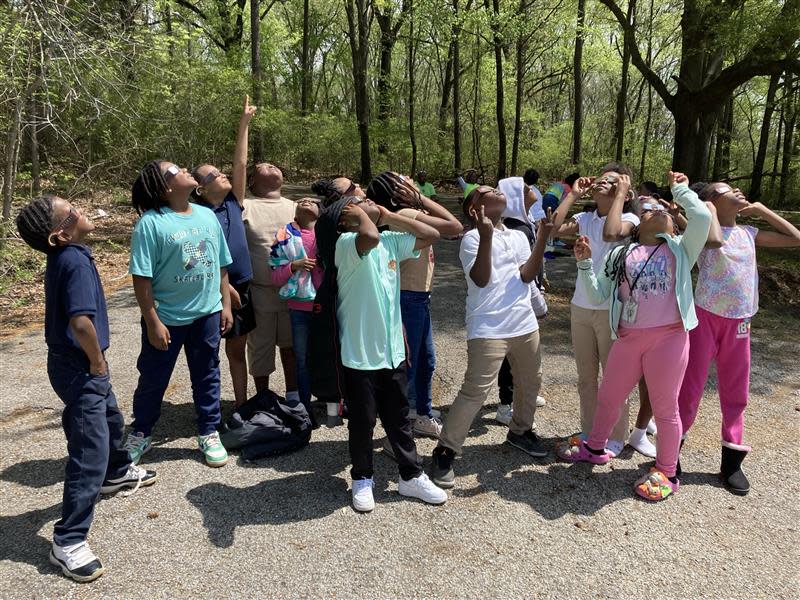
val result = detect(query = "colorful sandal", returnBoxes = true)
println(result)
[556,438,610,465]
[634,468,679,502]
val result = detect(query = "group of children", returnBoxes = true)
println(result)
[15,95,800,580]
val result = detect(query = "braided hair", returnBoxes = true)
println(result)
[311,178,341,207]
[16,196,57,254]
[603,225,640,285]
[131,160,169,215]
[366,171,399,211]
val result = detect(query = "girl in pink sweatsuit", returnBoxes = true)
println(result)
[677,183,800,496]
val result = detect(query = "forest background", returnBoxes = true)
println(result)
[0,0,798,323]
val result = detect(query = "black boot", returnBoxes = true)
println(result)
[720,445,750,496]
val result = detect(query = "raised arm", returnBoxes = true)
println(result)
[232,95,257,206]
[704,202,723,248]
[520,209,554,283]
[574,236,613,304]
[341,204,380,256]
[602,174,636,242]
[468,205,494,288]
[553,176,593,236]
[378,205,440,250]
[668,172,711,265]
[394,178,462,237]
[739,203,800,248]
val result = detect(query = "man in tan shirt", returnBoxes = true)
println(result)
[243,163,298,397]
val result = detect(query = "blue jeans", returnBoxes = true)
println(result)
[289,309,312,405]
[400,290,436,417]
[48,349,130,546]
[131,312,222,437]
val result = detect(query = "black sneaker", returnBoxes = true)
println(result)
[506,430,548,458]
[100,464,158,494]
[430,446,456,489]
[50,541,104,583]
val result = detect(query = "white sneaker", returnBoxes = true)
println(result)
[413,416,442,438]
[50,541,104,582]
[495,404,513,425]
[606,439,626,458]
[398,472,447,505]
[646,418,658,435]
[536,396,546,407]
[352,478,375,512]
[628,427,657,458]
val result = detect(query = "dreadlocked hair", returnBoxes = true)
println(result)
[311,178,341,207]
[366,171,400,211]
[16,196,57,254]
[603,225,640,284]
[132,160,170,215]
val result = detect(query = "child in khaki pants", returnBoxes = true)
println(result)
[430,186,550,489]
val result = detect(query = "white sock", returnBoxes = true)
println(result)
[628,427,657,458]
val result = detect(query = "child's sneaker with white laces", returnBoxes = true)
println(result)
[413,415,442,438]
[123,431,152,465]
[198,431,228,467]
[495,404,513,425]
[49,541,104,583]
[398,472,447,505]
[100,463,159,495]
[352,478,375,512]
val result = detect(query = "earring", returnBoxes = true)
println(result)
[194,187,202,197]
[47,233,59,247]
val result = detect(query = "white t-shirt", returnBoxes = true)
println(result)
[571,210,640,310]
[459,227,539,340]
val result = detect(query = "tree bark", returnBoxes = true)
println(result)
[779,74,796,202]
[250,0,264,162]
[613,0,635,161]
[489,0,506,181]
[438,40,454,134]
[345,0,372,182]
[452,0,462,172]
[750,72,781,199]
[301,0,311,115]
[712,95,734,181]
[2,98,23,220]
[28,93,40,196]
[770,109,784,194]
[572,0,585,165]
[511,0,526,175]
[638,0,654,180]
[407,0,417,175]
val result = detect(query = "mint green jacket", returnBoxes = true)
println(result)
[576,183,711,340]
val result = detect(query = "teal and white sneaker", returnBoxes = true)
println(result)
[198,431,228,467]
[123,431,152,465]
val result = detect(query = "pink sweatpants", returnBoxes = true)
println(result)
[588,323,689,478]
[678,306,751,446]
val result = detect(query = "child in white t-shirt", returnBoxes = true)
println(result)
[429,186,551,489]
[551,162,640,456]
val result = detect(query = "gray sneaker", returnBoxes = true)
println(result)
[506,430,548,458]
[430,446,456,489]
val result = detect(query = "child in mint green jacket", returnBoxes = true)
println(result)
[558,172,711,503]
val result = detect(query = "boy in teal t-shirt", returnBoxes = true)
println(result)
[315,195,448,512]
[124,160,234,469]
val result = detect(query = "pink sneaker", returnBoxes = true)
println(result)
[557,438,611,465]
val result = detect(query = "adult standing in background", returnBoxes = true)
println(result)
[414,171,438,202]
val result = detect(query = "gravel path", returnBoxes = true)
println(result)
[1,203,799,598]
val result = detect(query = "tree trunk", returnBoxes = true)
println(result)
[671,96,723,183]
[779,74,796,202]
[345,0,372,182]
[712,95,734,181]
[28,93,40,196]
[572,0,585,165]
[301,0,311,115]
[407,0,417,175]
[614,0,635,161]
[750,72,781,199]
[489,0,506,181]
[250,0,263,162]
[511,1,525,175]
[2,98,23,220]
[438,40,454,134]
[638,0,654,180]
[770,109,784,195]
[452,0,462,172]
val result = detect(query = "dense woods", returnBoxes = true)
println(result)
[1,0,798,216]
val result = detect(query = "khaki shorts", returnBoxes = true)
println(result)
[247,286,293,377]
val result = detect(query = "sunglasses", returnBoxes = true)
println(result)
[163,165,181,182]
[198,169,221,186]
[48,206,79,246]
[297,197,322,206]
[640,202,667,213]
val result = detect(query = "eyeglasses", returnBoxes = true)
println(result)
[198,169,221,186]
[48,206,79,246]
[163,165,181,182]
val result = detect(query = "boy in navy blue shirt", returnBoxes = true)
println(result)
[16,196,158,583]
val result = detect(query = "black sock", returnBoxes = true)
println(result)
[584,442,605,456]
[668,475,679,484]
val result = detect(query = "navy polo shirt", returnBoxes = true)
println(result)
[44,244,110,353]
[196,192,253,285]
